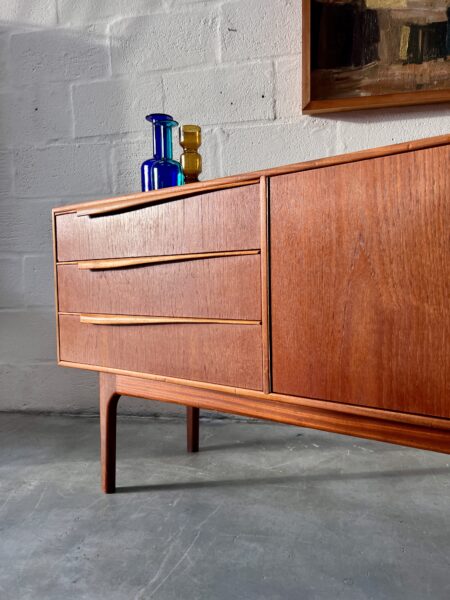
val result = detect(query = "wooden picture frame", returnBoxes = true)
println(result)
[302,0,450,114]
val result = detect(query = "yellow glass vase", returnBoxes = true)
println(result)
[179,125,202,184]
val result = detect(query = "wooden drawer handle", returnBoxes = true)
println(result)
[76,180,259,217]
[77,250,260,271]
[79,314,261,326]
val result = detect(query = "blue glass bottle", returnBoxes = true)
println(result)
[141,113,184,191]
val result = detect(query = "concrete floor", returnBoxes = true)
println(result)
[0,413,449,600]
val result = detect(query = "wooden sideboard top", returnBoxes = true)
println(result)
[53,132,450,216]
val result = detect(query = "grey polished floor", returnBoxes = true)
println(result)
[0,412,449,600]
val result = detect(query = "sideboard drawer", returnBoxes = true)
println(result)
[56,185,260,262]
[58,314,263,390]
[57,253,261,320]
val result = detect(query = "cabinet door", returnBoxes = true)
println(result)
[270,145,450,418]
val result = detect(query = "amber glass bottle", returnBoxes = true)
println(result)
[179,125,202,184]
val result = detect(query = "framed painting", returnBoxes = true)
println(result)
[302,0,450,113]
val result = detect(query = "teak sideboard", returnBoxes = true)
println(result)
[52,134,450,493]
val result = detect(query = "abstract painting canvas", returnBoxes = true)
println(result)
[302,0,450,113]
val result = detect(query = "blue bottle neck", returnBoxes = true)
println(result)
[153,123,173,160]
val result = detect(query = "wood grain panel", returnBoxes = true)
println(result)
[59,314,262,390]
[270,145,450,418]
[260,176,271,393]
[112,374,450,455]
[57,254,261,319]
[56,185,260,262]
[77,181,259,217]
[97,373,450,493]
[58,359,450,431]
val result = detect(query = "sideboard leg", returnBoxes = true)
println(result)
[99,373,121,494]
[186,406,200,453]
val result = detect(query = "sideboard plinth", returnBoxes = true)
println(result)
[98,371,450,493]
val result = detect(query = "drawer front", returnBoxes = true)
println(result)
[56,185,260,262]
[57,254,261,319]
[59,314,262,390]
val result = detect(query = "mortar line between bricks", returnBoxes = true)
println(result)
[33,119,305,149]
[20,254,25,306]
[101,57,277,83]
[161,74,167,114]
[0,307,55,314]
[216,128,226,178]
[0,360,57,366]
[215,10,222,64]
[68,83,77,140]
[106,22,113,78]
[270,59,277,120]
[55,0,60,25]
[0,252,25,259]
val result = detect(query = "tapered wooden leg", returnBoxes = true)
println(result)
[99,373,121,493]
[186,406,200,453]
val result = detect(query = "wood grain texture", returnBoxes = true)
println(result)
[95,371,450,494]
[76,250,259,270]
[56,185,260,262]
[113,374,450,454]
[99,372,120,494]
[303,87,450,115]
[59,358,450,431]
[59,314,263,390]
[95,369,450,494]
[260,176,271,393]
[78,315,260,326]
[53,135,450,469]
[53,134,450,216]
[271,144,450,418]
[100,374,202,493]
[57,254,261,320]
[186,406,200,453]
[52,211,60,363]
[77,180,259,217]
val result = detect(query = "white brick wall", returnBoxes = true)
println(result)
[73,77,164,136]
[221,0,298,60]
[0,0,449,415]
[0,84,72,146]
[58,0,163,26]
[164,62,274,125]
[0,0,57,27]
[14,144,111,197]
[10,29,110,83]
[110,11,219,73]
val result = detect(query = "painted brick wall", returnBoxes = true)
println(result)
[0,0,449,415]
